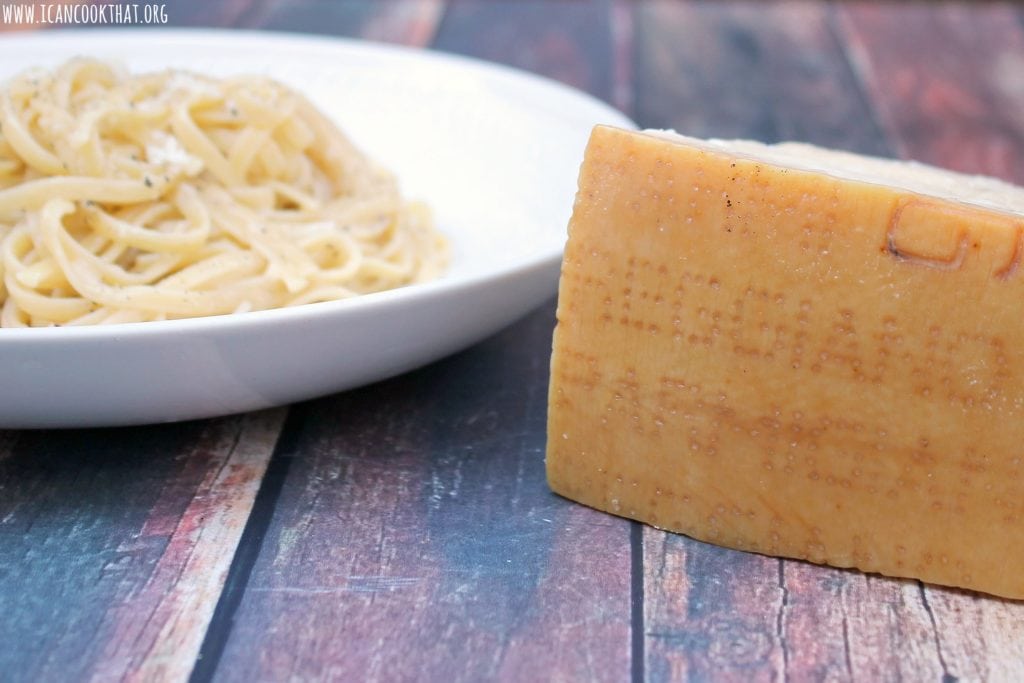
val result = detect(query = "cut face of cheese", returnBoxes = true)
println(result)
[547,125,1024,599]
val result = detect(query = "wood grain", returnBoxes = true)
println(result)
[247,0,443,45]
[632,0,888,154]
[160,0,262,29]
[923,586,1024,681]
[211,305,633,682]
[644,540,943,680]
[433,0,618,104]
[643,533,785,681]
[838,1,1024,182]
[0,411,284,683]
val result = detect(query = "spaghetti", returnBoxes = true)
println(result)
[0,59,447,326]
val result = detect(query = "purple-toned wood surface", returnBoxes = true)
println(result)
[2,2,1024,682]
[839,1,1024,182]
[0,411,283,682]
[210,307,632,682]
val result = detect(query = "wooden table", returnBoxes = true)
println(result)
[2,1,1023,681]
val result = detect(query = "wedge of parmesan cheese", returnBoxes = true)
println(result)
[547,125,1024,599]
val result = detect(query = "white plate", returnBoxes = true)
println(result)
[0,29,634,428]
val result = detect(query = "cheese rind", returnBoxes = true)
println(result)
[547,125,1024,599]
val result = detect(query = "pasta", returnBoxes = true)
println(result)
[0,59,447,327]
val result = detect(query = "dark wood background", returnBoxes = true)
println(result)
[2,1,1023,681]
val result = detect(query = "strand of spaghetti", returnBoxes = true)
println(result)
[83,184,210,253]
[232,85,295,129]
[0,140,25,181]
[207,204,314,293]
[2,225,92,324]
[39,199,253,315]
[278,116,314,152]
[253,134,288,184]
[170,104,238,185]
[0,93,65,176]
[65,307,148,325]
[72,110,110,177]
[288,284,358,306]
[111,200,174,227]
[57,211,185,286]
[294,97,376,194]
[229,185,276,211]
[269,180,321,212]
[361,255,414,283]
[228,126,270,182]
[0,227,8,300]
[0,297,27,327]
[298,229,363,283]
[0,176,163,218]
[152,250,265,292]
[104,104,170,143]
[69,102,114,148]
[15,256,68,289]
[0,161,21,181]
[5,274,94,324]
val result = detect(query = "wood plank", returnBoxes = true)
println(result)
[644,519,946,681]
[609,0,636,118]
[0,410,284,683]
[208,303,633,682]
[838,1,1024,181]
[159,0,261,29]
[837,2,1024,679]
[632,0,888,154]
[248,0,444,45]
[433,0,618,104]
[919,586,1024,681]
[643,533,785,681]
[644,541,940,681]
[780,564,945,680]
